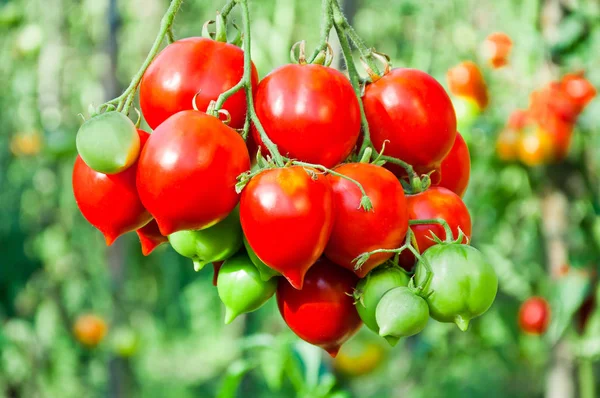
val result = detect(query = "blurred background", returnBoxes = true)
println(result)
[1,0,599,397]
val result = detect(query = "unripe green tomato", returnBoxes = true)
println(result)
[376,286,429,340]
[76,112,140,174]
[110,326,139,358]
[169,207,243,270]
[355,266,410,346]
[414,243,498,331]
[217,252,278,323]
[243,236,280,281]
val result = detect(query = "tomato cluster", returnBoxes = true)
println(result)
[72,24,498,355]
[497,72,596,165]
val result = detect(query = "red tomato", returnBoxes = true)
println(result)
[518,297,551,335]
[399,187,472,270]
[240,166,334,289]
[277,258,362,357]
[324,163,408,277]
[481,32,512,69]
[363,68,457,175]
[560,72,596,110]
[436,132,471,197]
[140,37,258,130]
[252,64,360,168]
[508,109,530,131]
[137,110,250,235]
[73,130,152,245]
[446,61,489,111]
[136,219,168,256]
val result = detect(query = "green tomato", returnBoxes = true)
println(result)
[414,243,498,331]
[76,111,140,174]
[169,207,243,270]
[243,236,280,281]
[110,326,139,358]
[217,252,278,324]
[355,266,410,346]
[376,286,429,339]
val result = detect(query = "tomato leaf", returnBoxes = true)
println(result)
[216,359,256,398]
[480,244,532,300]
[259,343,287,391]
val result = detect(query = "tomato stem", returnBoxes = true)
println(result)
[307,0,334,64]
[167,28,175,44]
[579,359,595,398]
[291,160,373,211]
[409,218,455,242]
[221,0,238,18]
[378,155,423,193]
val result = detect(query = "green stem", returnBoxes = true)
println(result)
[221,0,238,18]
[579,359,595,398]
[332,14,372,159]
[353,228,415,269]
[292,160,373,211]
[307,0,333,63]
[111,0,183,115]
[331,0,380,75]
[238,0,285,167]
[409,218,454,242]
[167,28,175,44]
[379,155,422,192]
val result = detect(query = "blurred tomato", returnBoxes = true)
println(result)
[560,72,596,111]
[517,128,553,166]
[446,61,489,110]
[481,32,512,68]
[496,128,520,162]
[334,341,386,377]
[518,297,550,335]
[73,314,108,347]
[508,109,530,131]
[10,131,42,156]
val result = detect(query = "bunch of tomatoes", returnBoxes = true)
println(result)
[497,71,596,166]
[72,3,499,356]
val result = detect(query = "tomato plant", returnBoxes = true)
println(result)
[325,163,408,277]
[140,37,258,130]
[252,63,360,168]
[277,258,362,357]
[240,166,334,289]
[518,297,551,335]
[137,110,250,235]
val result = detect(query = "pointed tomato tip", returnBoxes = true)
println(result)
[325,346,340,358]
[224,308,238,324]
[455,315,470,331]
[104,233,116,246]
[284,271,306,290]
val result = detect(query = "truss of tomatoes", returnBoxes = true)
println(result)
[73,35,498,357]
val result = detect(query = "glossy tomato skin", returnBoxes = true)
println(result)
[73,129,152,245]
[140,37,258,130]
[399,187,472,270]
[518,297,551,335]
[277,258,362,357]
[240,166,334,289]
[136,219,168,255]
[137,110,250,235]
[363,68,457,173]
[324,163,408,277]
[252,64,360,168]
[436,132,471,197]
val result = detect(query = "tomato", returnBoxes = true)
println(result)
[243,236,280,281]
[76,112,140,174]
[168,206,243,270]
[508,109,530,131]
[252,64,360,168]
[518,297,550,335]
[240,166,334,289]
[217,252,278,324]
[436,132,470,197]
[212,261,223,287]
[496,128,520,162]
[334,337,386,377]
[10,130,42,156]
[399,187,472,270]
[517,127,553,166]
[354,265,409,345]
[363,68,457,175]
[136,219,168,256]
[560,72,596,110]
[481,32,512,68]
[73,129,152,245]
[137,110,250,235]
[110,326,139,357]
[277,258,362,357]
[414,243,498,330]
[140,37,258,130]
[376,286,429,339]
[446,61,489,111]
[73,314,108,347]
[324,163,408,277]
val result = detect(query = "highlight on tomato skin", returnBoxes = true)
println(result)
[481,32,512,68]
[518,297,551,335]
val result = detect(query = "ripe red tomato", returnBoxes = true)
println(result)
[252,64,360,168]
[560,72,596,110]
[399,187,472,270]
[324,163,408,277]
[136,219,168,256]
[363,68,457,175]
[137,110,250,235]
[446,61,489,111]
[436,132,471,197]
[277,258,362,357]
[518,297,551,335]
[73,129,152,245]
[140,37,258,130]
[240,166,334,289]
